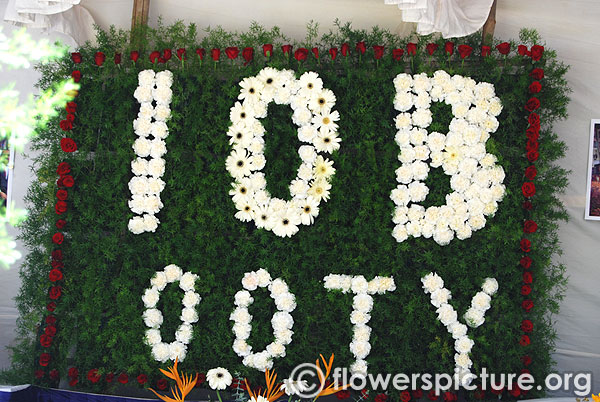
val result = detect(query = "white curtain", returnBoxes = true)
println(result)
[385,0,495,38]
[3,0,96,46]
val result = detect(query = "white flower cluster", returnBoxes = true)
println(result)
[128,69,173,234]
[323,274,396,377]
[230,268,296,371]
[226,67,340,238]
[421,272,498,386]
[391,71,505,246]
[143,264,199,363]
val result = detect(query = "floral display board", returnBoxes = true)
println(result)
[15,22,569,401]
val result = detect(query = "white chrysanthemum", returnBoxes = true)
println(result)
[412,108,432,128]
[455,336,475,354]
[143,308,163,328]
[152,342,171,363]
[233,339,252,357]
[455,353,473,369]
[350,310,371,325]
[142,213,158,232]
[351,276,369,294]
[392,224,408,242]
[275,293,297,312]
[169,342,186,363]
[151,272,168,291]
[176,323,194,344]
[145,328,161,345]
[148,158,166,177]
[353,324,372,342]
[153,86,173,104]
[437,303,458,326]
[271,312,294,331]
[182,291,201,308]
[129,176,149,195]
[131,158,149,176]
[155,104,171,121]
[313,155,335,179]
[206,368,233,390]
[430,288,452,308]
[349,340,371,359]
[164,264,183,282]
[242,271,259,291]
[449,322,468,340]
[395,129,411,147]
[422,273,444,293]
[255,268,271,287]
[391,185,410,206]
[353,293,373,313]
[233,322,252,340]
[138,70,155,86]
[393,73,413,92]
[395,113,412,129]
[482,278,499,295]
[350,359,368,377]
[464,308,485,328]
[128,216,145,234]
[471,291,492,312]
[235,290,254,307]
[134,86,153,103]
[134,117,153,137]
[142,287,160,308]
[181,307,198,323]
[133,137,152,157]
[230,307,252,323]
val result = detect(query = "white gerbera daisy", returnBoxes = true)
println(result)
[254,205,273,230]
[227,123,253,147]
[308,89,336,114]
[312,110,340,132]
[313,155,335,179]
[226,149,253,178]
[307,179,332,202]
[314,131,341,154]
[281,379,310,396]
[229,178,255,204]
[298,71,323,97]
[298,196,319,225]
[206,367,233,390]
[272,207,301,237]
[230,101,255,126]
[235,200,256,222]
[239,76,264,102]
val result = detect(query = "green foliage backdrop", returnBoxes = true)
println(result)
[9,22,570,400]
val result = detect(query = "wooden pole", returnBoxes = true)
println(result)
[482,0,497,45]
[131,0,150,30]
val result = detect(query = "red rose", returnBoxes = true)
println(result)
[527,150,539,162]
[68,367,78,378]
[71,52,82,63]
[458,44,473,59]
[519,334,531,346]
[495,42,510,55]
[444,41,454,55]
[522,182,536,197]
[427,390,439,400]
[522,299,534,312]
[521,284,532,295]
[66,113,75,123]
[39,353,51,366]
[412,389,423,399]
[52,232,64,244]
[518,45,529,56]
[520,238,532,252]
[281,44,292,55]
[406,42,417,56]
[59,120,73,131]
[524,165,537,181]
[520,256,532,269]
[356,41,366,55]
[45,324,57,336]
[336,390,351,400]
[195,48,205,60]
[400,390,411,402]
[480,45,491,57]
[69,378,78,387]
[163,49,172,62]
[55,201,67,215]
[46,315,57,325]
[114,53,122,65]
[426,43,438,55]
[262,44,273,57]
[49,268,63,282]
[523,271,533,284]
[329,47,338,60]
[49,286,62,299]
[443,392,457,402]
[71,70,81,83]
[528,113,540,127]
[531,45,544,61]
[94,51,106,66]
[176,48,186,61]
[149,51,161,63]
[62,175,75,188]
[47,302,56,312]
[341,43,350,56]
[35,369,45,379]
[211,48,220,61]
[56,189,68,201]
[225,47,239,60]
[65,102,77,114]
[529,81,542,94]
[49,369,59,380]
[521,319,533,332]
[392,48,404,60]
[524,219,538,233]
[526,126,539,141]
[530,68,544,80]
[525,97,540,112]
[311,47,319,59]
[373,45,385,60]
[40,334,52,347]
[157,378,168,390]
[375,393,388,402]
[60,138,77,153]
[294,48,309,61]
[118,373,129,384]
[521,355,532,366]
[509,384,522,398]
[51,260,63,269]
[137,374,148,384]
[527,139,538,150]
[243,47,254,65]
[57,162,71,176]
[130,51,139,62]
[88,369,101,384]
[106,373,114,383]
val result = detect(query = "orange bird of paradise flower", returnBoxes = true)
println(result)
[313,353,349,401]
[149,357,198,402]
[592,394,600,402]
[245,368,285,402]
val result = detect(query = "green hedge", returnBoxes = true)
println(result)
[9,22,569,400]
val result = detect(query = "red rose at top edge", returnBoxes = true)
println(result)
[88,369,101,384]
[481,45,491,57]
[518,45,529,56]
[61,138,77,153]
[176,48,186,61]
[406,42,417,56]
[311,47,319,59]
[71,71,81,83]
[426,43,438,55]
[71,52,82,63]
[356,41,366,55]
[281,44,292,55]
[137,374,148,384]
[243,47,254,65]
[529,81,542,94]
[114,53,122,65]
[524,219,538,234]
[458,44,473,59]
[118,373,129,384]
[57,162,71,176]
[530,68,545,80]
[392,48,404,61]
[531,45,544,61]
[373,45,385,60]
[157,378,168,390]
[329,47,338,60]
[341,43,350,56]
[211,48,220,61]
[522,181,536,197]
[262,44,273,57]
[225,47,239,60]
[94,51,106,66]
[294,48,309,61]
[130,50,139,62]
[444,41,454,55]
[195,48,205,60]
[163,49,172,62]
[149,51,161,63]
[495,42,510,55]
[525,97,541,112]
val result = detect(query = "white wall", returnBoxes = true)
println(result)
[1,0,599,396]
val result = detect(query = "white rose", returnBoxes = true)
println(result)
[421,273,444,293]
[455,336,475,354]
[351,276,369,294]
[235,290,254,307]
[350,310,370,325]
[436,304,458,326]
[349,340,371,359]
[464,308,485,328]
[482,278,499,295]
[143,308,163,328]
[242,271,259,290]
[181,307,198,323]
[128,216,145,234]
[182,291,201,308]
[151,272,168,291]
[164,264,183,282]
[142,287,160,308]
[353,294,373,313]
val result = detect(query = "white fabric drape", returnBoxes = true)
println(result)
[385,0,495,38]
[3,0,96,45]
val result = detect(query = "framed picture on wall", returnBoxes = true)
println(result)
[585,119,600,220]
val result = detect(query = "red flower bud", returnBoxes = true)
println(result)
[262,44,273,57]
[94,51,106,66]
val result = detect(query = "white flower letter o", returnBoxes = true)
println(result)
[391,71,506,246]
